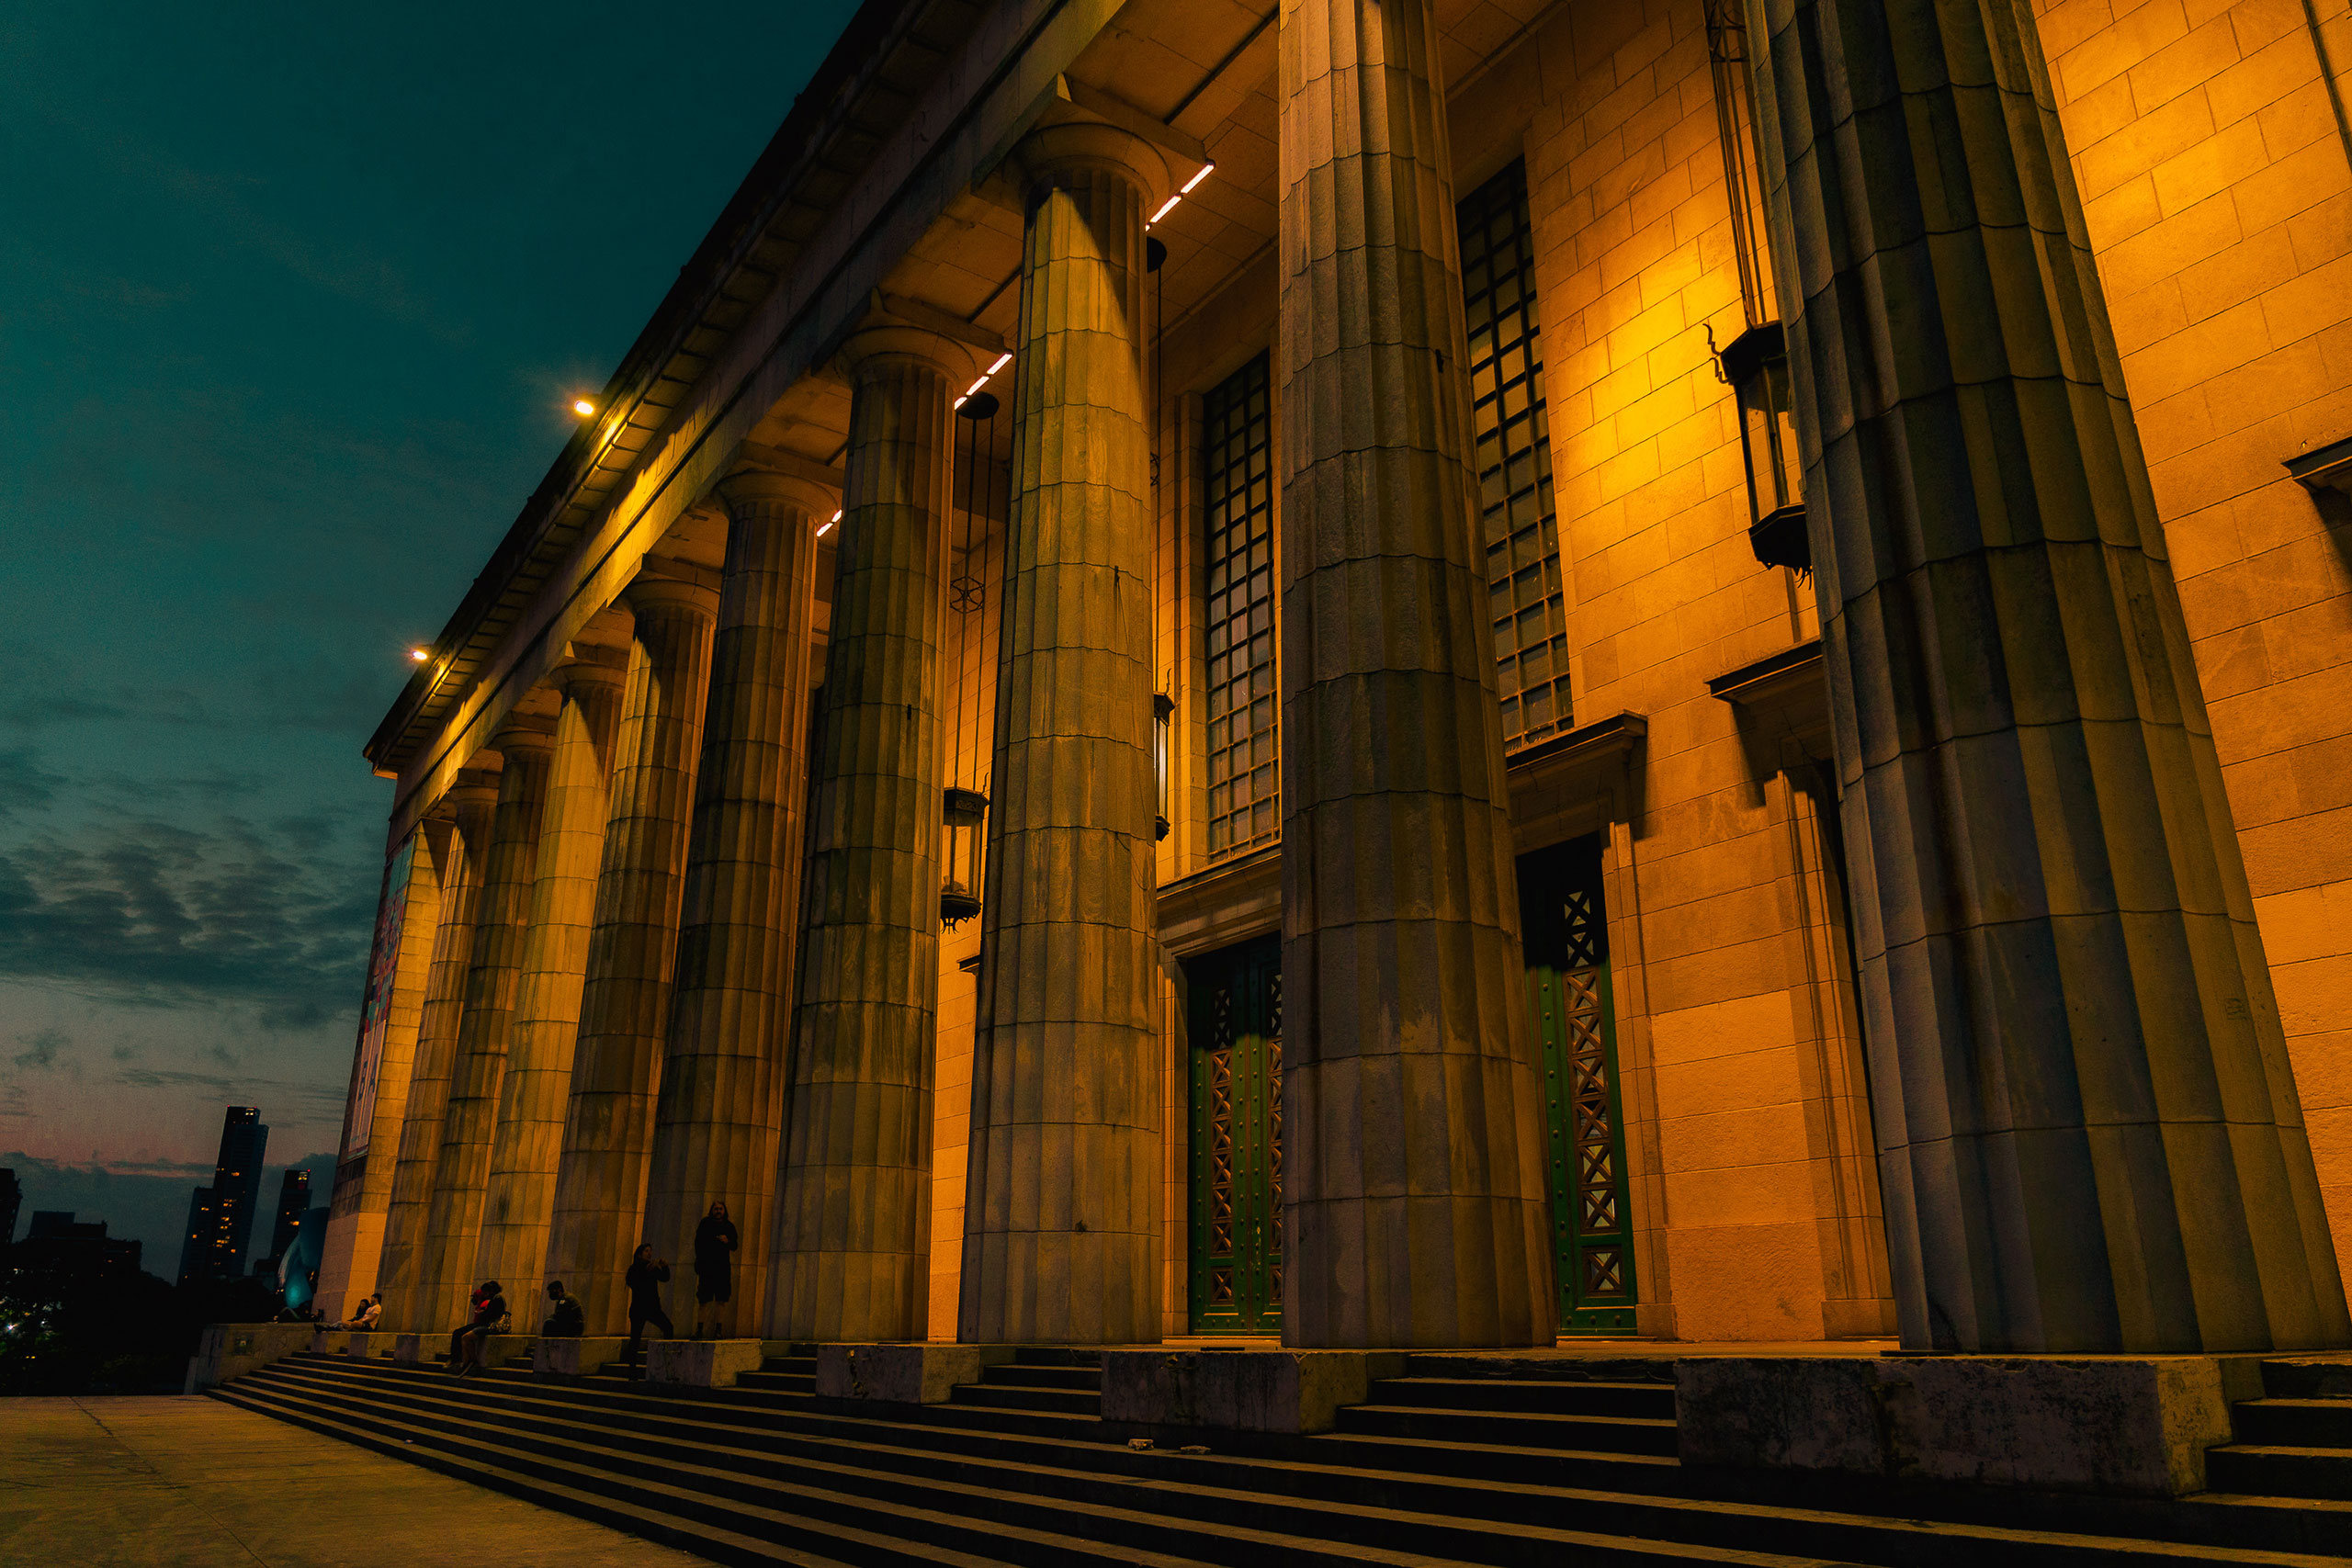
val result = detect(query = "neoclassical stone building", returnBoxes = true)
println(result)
[317,0,2352,1357]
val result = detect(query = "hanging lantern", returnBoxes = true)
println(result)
[1714,322,1809,573]
[941,785,988,927]
[1153,692,1173,842]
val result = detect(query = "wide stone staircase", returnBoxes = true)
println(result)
[212,1347,2352,1565]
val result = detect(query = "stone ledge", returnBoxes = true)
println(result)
[646,1337,763,1389]
[1102,1348,1407,1436]
[391,1333,431,1365]
[309,1329,354,1356]
[184,1323,315,1393]
[344,1330,400,1359]
[1677,1355,2268,1497]
[817,1343,1013,1405]
[475,1334,537,1369]
[535,1336,629,1378]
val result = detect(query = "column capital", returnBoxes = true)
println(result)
[622,559,722,620]
[717,465,836,521]
[549,644,628,697]
[487,710,558,759]
[1012,119,1178,209]
[431,767,503,819]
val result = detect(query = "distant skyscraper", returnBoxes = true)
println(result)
[262,1168,310,1274]
[0,1167,19,1250]
[22,1211,141,1280]
[175,1106,268,1287]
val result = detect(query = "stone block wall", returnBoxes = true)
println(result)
[2034,0,2352,1269]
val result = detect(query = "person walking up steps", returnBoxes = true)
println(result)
[692,1200,739,1338]
[623,1245,672,1372]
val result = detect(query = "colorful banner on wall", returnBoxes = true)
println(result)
[341,832,415,1164]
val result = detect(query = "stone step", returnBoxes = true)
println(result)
[978,1362,1102,1392]
[950,1381,1100,1416]
[2233,1399,2352,1450]
[1010,1347,1103,1368]
[2208,1444,2352,1503]
[736,1370,818,1395]
[224,1355,2352,1568]
[2259,1360,2352,1400]
[1364,1376,1676,1418]
[1333,1401,1679,1456]
[215,1376,1856,1568]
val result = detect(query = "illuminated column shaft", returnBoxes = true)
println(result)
[413,717,556,1328]
[1275,0,1555,1348]
[376,771,498,1331]
[961,125,1164,1346]
[546,573,719,1334]
[774,343,956,1343]
[1745,0,2349,1350]
[473,658,623,1293]
[644,474,827,1337]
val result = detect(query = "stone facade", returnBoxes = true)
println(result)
[322,0,2352,1356]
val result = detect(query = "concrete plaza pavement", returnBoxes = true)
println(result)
[0,1395,710,1566]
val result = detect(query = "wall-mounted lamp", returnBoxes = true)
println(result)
[1152,691,1173,843]
[409,648,430,663]
[571,399,596,417]
[1712,322,1808,573]
[941,785,989,926]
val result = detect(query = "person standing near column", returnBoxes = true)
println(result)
[773,327,968,1345]
[1273,0,1555,1348]
[641,469,828,1339]
[544,567,719,1335]
[959,123,1170,1347]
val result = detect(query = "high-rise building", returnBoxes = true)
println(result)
[0,1167,20,1251]
[175,1106,267,1287]
[260,1168,310,1276]
[21,1211,141,1282]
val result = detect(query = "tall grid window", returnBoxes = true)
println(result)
[1204,352,1278,859]
[1459,159,1569,750]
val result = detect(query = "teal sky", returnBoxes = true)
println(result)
[0,1,860,1264]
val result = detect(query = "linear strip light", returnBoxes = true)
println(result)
[1147,162,1216,230]
[954,350,1016,410]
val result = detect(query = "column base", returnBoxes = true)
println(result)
[345,1330,400,1359]
[535,1336,630,1377]
[391,1332,430,1366]
[309,1329,353,1357]
[1101,1348,1406,1437]
[1677,1355,2269,1497]
[817,1343,1014,1406]
[646,1337,765,1389]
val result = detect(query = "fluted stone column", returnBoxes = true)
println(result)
[413,717,556,1329]
[1745,0,2350,1352]
[645,475,827,1339]
[546,572,719,1333]
[1274,0,1555,1348]
[376,770,498,1331]
[473,657,624,1293]
[960,125,1165,1346]
[774,340,960,1343]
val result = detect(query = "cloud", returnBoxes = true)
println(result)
[0,812,375,1030]
[11,1029,69,1071]
[113,1066,347,1115]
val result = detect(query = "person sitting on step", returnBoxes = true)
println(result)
[449,1280,506,1377]
[623,1245,673,1372]
[692,1199,739,1339]
[542,1279,585,1338]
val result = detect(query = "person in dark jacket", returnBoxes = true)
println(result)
[542,1280,585,1338]
[623,1246,672,1371]
[692,1200,740,1339]
[450,1280,506,1376]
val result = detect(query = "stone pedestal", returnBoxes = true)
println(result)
[475,657,623,1294]
[548,570,719,1335]
[1677,1356,2261,1497]
[775,337,961,1343]
[960,122,1170,1347]
[1746,0,2350,1351]
[345,1330,398,1359]
[392,1333,430,1366]
[1274,0,1555,1347]
[816,1342,1012,1405]
[646,472,827,1340]
[184,1324,317,1393]
[475,1333,537,1370]
[645,1337,765,1389]
[1101,1348,1405,1436]
[376,772,498,1332]
[309,1329,353,1356]
[414,717,557,1333]
[535,1335,631,1377]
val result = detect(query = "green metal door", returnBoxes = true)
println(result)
[1186,933,1283,1334]
[1521,838,1637,1335]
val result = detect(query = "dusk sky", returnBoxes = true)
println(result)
[1,1,860,1265]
